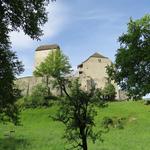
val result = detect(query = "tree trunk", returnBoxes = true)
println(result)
[80,127,88,150]
[60,85,63,96]
[82,135,88,150]
[26,81,30,96]
[58,79,63,96]
[46,76,50,96]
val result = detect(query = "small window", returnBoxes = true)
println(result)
[79,71,83,74]
[78,64,83,68]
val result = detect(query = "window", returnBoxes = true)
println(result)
[80,64,83,68]
[77,64,83,69]
[79,71,83,74]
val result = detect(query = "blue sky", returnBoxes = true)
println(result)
[10,0,150,77]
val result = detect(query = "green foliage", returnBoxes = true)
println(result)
[0,0,50,44]
[0,0,53,124]
[0,101,150,150]
[106,14,150,99]
[34,48,105,149]
[53,79,105,150]
[16,84,54,109]
[34,49,72,96]
[0,137,29,150]
[101,116,126,129]
[15,97,26,110]
[144,100,150,105]
[101,117,113,129]
[102,83,116,101]
[28,84,50,108]
[0,49,24,124]
[34,49,71,78]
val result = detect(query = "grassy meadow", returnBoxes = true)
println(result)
[0,101,150,150]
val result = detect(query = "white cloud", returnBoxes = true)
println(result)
[10,31,34,50]
[75,9,125,23]
[10,1,69,51]
[42,2,69,38]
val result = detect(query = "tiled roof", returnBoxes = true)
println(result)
[90,52,107,58]
[36,44,60,51]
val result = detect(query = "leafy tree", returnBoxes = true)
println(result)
[0,0,54,123]
[28,84,49,108]
[102,83,116,101]
[34,49,72,96]
[106,15,150,99]
[53,79,105,150]
[0,0,50,45]
[0,49,24,124]
[35,49,105,149]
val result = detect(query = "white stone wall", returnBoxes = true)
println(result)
[78,57,121,99]
[15,76,60,96]
[34,48,57,69]
[78,57,111,88]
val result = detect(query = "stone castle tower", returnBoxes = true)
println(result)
[77,52,112,89]
[34,44,60,69]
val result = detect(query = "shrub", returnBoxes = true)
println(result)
[29,84,47,107]
[16,84,55,109]
[102,83,116,101]
[101,116,126,129]
[101,117,113,129]
[16,97,27,110]
[144,100,150,105]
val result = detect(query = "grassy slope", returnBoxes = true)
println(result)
[0,101,150,150]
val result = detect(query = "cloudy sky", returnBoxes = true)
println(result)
[10,0,150,77]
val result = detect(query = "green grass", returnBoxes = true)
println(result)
[0,101,150,150]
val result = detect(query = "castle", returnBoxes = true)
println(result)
[16,44,127,100]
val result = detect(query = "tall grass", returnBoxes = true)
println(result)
[0,101,150,150]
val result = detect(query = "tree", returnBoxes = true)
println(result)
[102,83,116,101]
[0,0,54,123]
[106,15,150,99]
[0,49,24,124]
[28,83,49,108]
[0,0,50,46]
[53,79,105,150]
[34,49,72,96]
[34,49,105,150]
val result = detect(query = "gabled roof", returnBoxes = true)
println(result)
[90,52,108,58]
[36,44,60,51]
[77,52,108,68]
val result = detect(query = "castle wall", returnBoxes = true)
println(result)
[16,45,127,100]
[15,76,60,96]
[15,76,42,96]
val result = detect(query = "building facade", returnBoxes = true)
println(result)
[77,52,120,99]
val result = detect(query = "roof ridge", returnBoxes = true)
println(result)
[90,52,107,58]
[36,44,60,51]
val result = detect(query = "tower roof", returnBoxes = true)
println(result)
[36,44,60,51]
[77,52,108,68]
[90,52,107,58]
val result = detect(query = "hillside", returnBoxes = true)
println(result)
[0,101,150,150]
